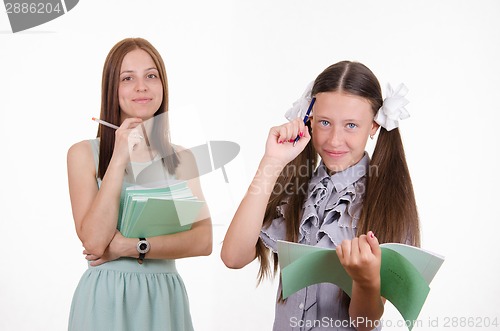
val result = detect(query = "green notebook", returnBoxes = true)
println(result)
[277,240,445,330]
[119,181,205,238]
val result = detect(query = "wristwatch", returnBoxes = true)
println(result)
[137,238,150,264]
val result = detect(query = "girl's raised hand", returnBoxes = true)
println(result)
[264,118,311,167]
[111,117,144,165]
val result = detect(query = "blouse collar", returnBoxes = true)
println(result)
[308,152,370,198]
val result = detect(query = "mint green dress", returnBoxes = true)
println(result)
[68,139,194,331]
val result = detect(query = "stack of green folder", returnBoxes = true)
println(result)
[120,181,205,238]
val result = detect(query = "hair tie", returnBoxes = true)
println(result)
[284,81,314,121]
[374,83,410,131]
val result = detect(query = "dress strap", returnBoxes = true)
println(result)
[88,138,100,180]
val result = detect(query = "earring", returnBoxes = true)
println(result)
[370,134,374,140]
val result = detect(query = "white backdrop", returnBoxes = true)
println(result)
[1,1,500,330]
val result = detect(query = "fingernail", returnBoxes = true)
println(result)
[369,231,375,239]
[278,140,283,144]
[289,139,295,143]
[299,131,304,137]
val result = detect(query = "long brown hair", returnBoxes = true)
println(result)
[256,61,420,282]
[97,37,179,179]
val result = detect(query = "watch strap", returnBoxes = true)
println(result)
[138,237,147,264]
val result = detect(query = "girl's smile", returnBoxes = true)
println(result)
[310,91,379,173]
[119,49,163,122]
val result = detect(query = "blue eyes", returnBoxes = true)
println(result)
[318,120,357,129]
[347,123,357,129]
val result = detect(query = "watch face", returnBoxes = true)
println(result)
[137,240,150,254]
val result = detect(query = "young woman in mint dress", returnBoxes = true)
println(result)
[67,38,212,331]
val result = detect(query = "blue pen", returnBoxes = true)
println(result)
[293,97,316,146]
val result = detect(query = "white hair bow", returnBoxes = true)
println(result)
[284,81,314,121]
[374,83,410,131]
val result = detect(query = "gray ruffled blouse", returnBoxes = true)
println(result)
[260,153,381,331]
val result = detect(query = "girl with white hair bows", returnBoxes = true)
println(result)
[222,61,419,331]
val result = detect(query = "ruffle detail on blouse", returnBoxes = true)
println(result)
[259,153,370,251]
[260,216,287,253]
[299,154,369,247]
